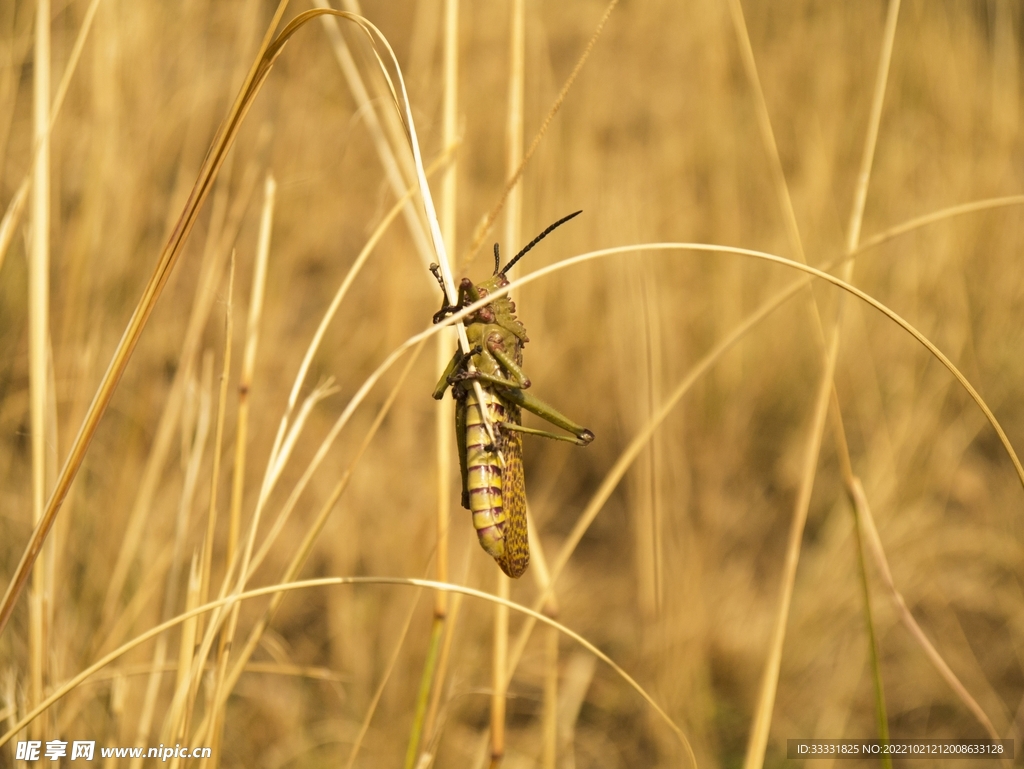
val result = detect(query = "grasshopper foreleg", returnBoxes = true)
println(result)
[449,368,523,390]
[448,337,531,390]
[433,345,486,400]
[488,346,531,389]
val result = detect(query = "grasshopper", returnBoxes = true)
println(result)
[430,211,594,578]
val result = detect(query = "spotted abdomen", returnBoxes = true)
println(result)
[464,388,529,578]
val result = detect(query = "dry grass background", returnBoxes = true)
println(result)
[1,0,1024,766]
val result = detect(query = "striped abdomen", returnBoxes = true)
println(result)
[464,387,529,577]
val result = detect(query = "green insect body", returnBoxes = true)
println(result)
[431,212,593,579]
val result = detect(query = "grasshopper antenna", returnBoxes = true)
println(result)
[499,209,582,276]
[493,243,501,275]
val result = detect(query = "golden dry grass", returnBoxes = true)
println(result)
[2,1,1024,767]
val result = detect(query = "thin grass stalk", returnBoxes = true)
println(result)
[422,590,463,753]
[526,508,560,769]
[724,0,805,265]
[742,342,836,769]
[638,267,665,616]
[827,0,901,756]
[725,0,829,758]
[129,634,168,765]
[335,0,438,261]
[475,506,562,767]
[487,1,524,763]
[229,173,275,569]
[129,363,212,768]
[190,341,427,748]
[852,479,1002,742]
[101,160,259,624]
[845,0,902,256]
[859,194,1024,252]
[312,0,434,266]
[166,552,202,747]
[723,0,830,363]
[542,625,558,769]
[2,578,695,762]
[412,0,459,762]
[316,8,502,479]
[821,394,894,769]
[850,480,891,763]
[825,339,999,750]
[2,672,16,764]
[435,0,459,641]
[347,590,424,769]
[466,0,619,263]
[490,574,510,767]
[405,618,445,769]
[503,0,525,270]
[0,0,296,638]
[0,178,28,275]
[73,661,345,685]
[165,347,221,743]
[725,1,901,764]
[200,253,235,632]
[210,173,276,760]
[28,0,51,737]
[0,0,102,275]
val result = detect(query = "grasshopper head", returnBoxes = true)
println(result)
[472,272,527,343]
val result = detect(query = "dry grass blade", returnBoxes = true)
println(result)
[857,194,1024,253]
[188,340,427,749]
[199,251,235,618]
[209,174,277,757]
[351,590,423,769]
[0,0,297,637]
[101,157,262,622]
[410,0,460,763]
[731,0,901,763]
[312,0,434,266]
[0,0,102,276]
[229,172,277,581]
[465,0,619,264]
[725,0,806,265]
[851,478,1002,742]
[0,178,28,275]
[271,147,455,460]
[461,244,1024,493]
[744,345,835,769]
[423,592,463,757]
[485,2,526,763]
[28,0,52,733]
[0,578,696,767]
[236,156,451,584]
